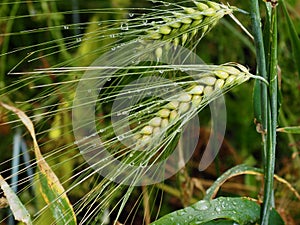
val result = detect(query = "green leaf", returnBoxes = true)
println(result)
[0,102,77,225]
[204,165,262,200]
[0,175,32,225]
[281,0,300,77]
[151,197,284,225]
[277,126,300,134]
[151,197,259,225]
[201,220,243,225]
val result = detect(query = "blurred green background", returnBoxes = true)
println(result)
[0,0,299,224]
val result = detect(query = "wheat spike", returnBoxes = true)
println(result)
[142,1,234,59]
[134,63,251,149]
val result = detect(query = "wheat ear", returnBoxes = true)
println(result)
[142,1,234,60]
[134,63,251,149]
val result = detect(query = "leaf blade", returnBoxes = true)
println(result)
[281,0,300,77]
[277,126,300,134]
[0,175,32,225]
[0,102,77,225]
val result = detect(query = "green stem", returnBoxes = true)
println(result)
[250,0,268,135]
[261,6,278,225]
[250,1,279,224]
[250,0,268,182]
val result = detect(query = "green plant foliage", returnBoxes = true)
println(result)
[0,0,300,224]
[0,175,32,225]
[150,197,283,225]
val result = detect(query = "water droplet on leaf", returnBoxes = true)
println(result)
[120,22,129,30]
[194,200,210,211]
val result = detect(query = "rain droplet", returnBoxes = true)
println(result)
[117,134,124,141]
[129,13,134,17]
[177,210,186,216]
[142,19,148,25]
[215,206,221,212]
[194,200,210,211]
[63,25,69,29]
[120,22,129,30]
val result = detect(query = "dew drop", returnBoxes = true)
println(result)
[177,210,187,216]
[117,134,124,141]
[63,25,69,29]
[142,19,148,25]
[120,22,129,31]
[129,13,134,17]
[194,200,211,211]
[215,206,221,212]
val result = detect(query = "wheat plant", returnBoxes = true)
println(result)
[0,0,299,225]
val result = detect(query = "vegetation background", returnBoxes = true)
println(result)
[0,0,299,224]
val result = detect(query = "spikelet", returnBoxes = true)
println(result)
[142,1,234,60]
[134,63,251,150]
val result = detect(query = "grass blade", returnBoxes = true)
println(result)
[0,174,32,225]
[277,126,300,134]
[150,197,283,225]
[280,0,300,77]
[0,102,77,225]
